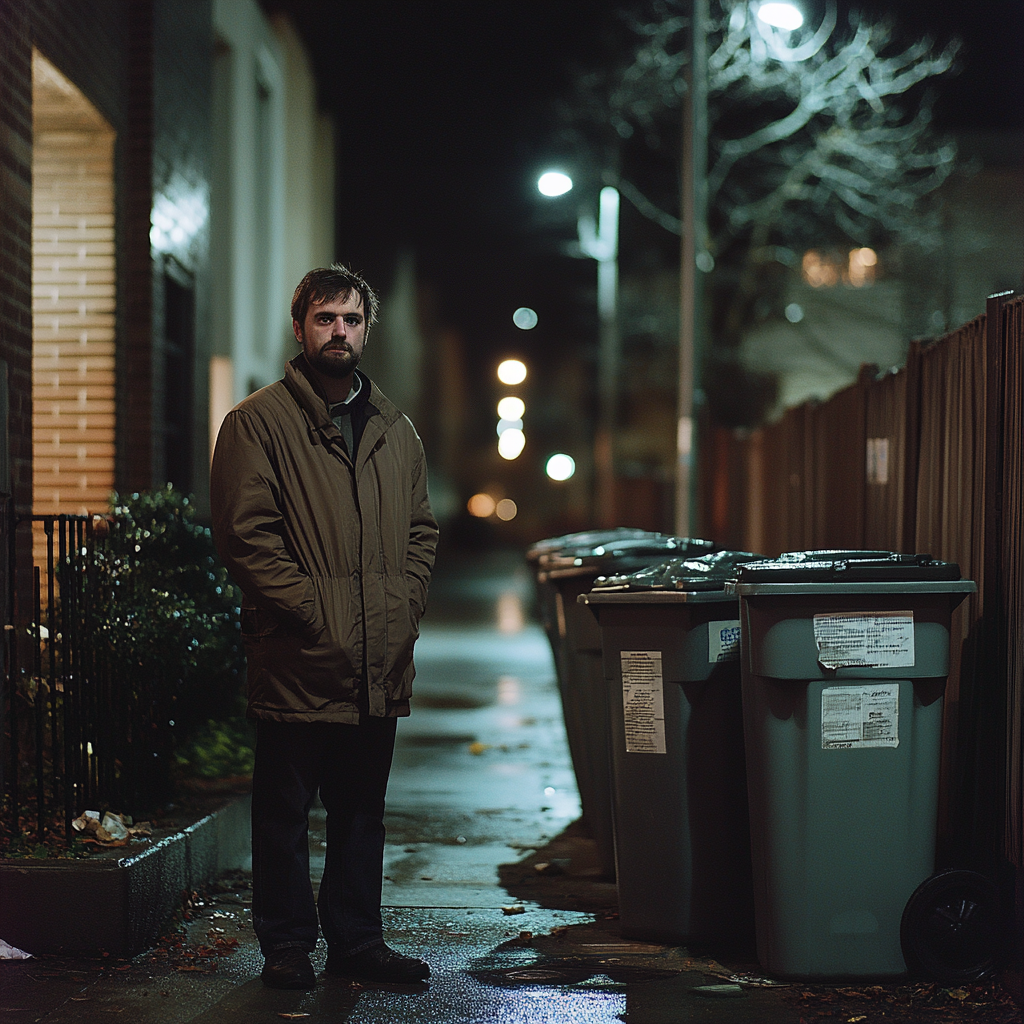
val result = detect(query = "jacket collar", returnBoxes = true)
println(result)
[283,355,398,443]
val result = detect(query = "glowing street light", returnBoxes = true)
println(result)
[497,359,527,386]
[495,498,518,521]
[513,307,539,330]
[497,396,525,421]
[546,453,576,481]
[496,417,523,437]
[756,2,804,30]
[498,428,526,460]
[467,492,497,518]
[537,171,573,197]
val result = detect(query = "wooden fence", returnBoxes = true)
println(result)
[700,293,1023,882]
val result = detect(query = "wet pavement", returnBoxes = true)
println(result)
[1,544,1020,1022]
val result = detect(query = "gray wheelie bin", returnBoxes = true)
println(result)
[731,552,976,979]
[581,551,762,946]
[527,529,653,707]
[539,534,716,877]
[527,529,654,856]
[527,529,656,695]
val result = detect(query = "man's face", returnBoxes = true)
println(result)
[294,292,367,379]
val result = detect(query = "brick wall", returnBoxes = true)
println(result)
[27,0,213,500]
[0,0,34,516]
[31,52,117,523]
[0,0,215,620]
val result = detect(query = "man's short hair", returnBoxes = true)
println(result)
[291,264,379,333]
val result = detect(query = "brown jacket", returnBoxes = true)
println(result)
[210,356,438,722]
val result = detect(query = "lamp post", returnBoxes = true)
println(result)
[538,172,620,527]
[677,0,708,537]
[676,0,804,536]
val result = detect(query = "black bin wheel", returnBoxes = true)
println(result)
[900,869,1002,984]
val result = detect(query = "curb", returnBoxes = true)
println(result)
[0,794,251,956]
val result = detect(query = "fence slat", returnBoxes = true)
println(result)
[698,295,1022,876]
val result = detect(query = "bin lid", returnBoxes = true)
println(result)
[734,551,964,584]
[526,527,654,563]
[540,535,716,578]
[592,550,763,592]
[777,549,895,562]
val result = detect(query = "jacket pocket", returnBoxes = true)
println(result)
[382,572,418,689]
[241,604,289,639]
[242,579,363,711]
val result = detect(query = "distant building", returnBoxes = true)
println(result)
[739,131,1023,415]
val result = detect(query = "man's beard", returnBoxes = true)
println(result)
[308,342,360,379]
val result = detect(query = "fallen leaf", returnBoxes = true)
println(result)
[501,904,526,915]
[468,742,491,755]
[80,836,130,847]
[727,973,790,988]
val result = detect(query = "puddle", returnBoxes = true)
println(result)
[412,693,490,710]
[398,733,479,746]
[470,959,680,988]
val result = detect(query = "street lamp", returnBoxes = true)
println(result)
[677,0,804,536]
[546,453,576,481]
[537,171,573,197]
[497,359,527,386]
[756,2,804,30]
[538,170,620,527]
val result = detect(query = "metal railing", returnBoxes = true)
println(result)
[2,510,171,848]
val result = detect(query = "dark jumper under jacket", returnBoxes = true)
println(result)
[210,355,438,722]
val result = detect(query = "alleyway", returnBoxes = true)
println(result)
[0,543,1018,1022]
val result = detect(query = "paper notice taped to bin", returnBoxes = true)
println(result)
[813,611,915,669]
[620,651,666,754]
[821,683,899,749]
[708,620,741,662]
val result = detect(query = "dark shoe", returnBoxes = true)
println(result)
[326,943,430,984]
[261,946,316,989]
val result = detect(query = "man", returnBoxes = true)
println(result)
[211,265,438,990]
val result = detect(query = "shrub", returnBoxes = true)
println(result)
[174,718,255,780]
[94,486,247,788]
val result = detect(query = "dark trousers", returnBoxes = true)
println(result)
[250,717,398,956]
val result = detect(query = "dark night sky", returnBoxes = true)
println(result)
[274,0,1022,359]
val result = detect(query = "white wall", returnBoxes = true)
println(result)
[273,14,336,371]
[209,0,335,456]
